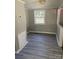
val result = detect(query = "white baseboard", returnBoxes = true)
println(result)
[29,31,56,35]
[15,41,28,54]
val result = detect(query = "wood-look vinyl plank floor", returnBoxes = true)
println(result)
[15,33,63,59]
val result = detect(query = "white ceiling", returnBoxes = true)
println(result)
[24,0,63,9]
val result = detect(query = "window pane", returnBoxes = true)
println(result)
[34,18,45,24]
[34,10,45,17]
[34,10,45,24]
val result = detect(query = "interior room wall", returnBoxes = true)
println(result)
[25,9,30,32]
[56,0,63,47]
[25,0,63,34]
[15,0,28,52]
[28,9,57,33]
[58,0,63,8]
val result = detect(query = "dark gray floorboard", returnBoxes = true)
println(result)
[16,33,63,59]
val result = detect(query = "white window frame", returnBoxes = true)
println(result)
[34,10,45,24]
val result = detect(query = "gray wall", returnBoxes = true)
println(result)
[28,9,57,33]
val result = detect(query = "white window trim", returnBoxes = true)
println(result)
[34,10,45,24]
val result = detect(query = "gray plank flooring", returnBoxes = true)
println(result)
[15,33,63,59]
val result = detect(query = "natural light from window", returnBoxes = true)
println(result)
[34,10,45,24]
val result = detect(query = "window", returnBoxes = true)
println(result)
[34,10,45,24]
